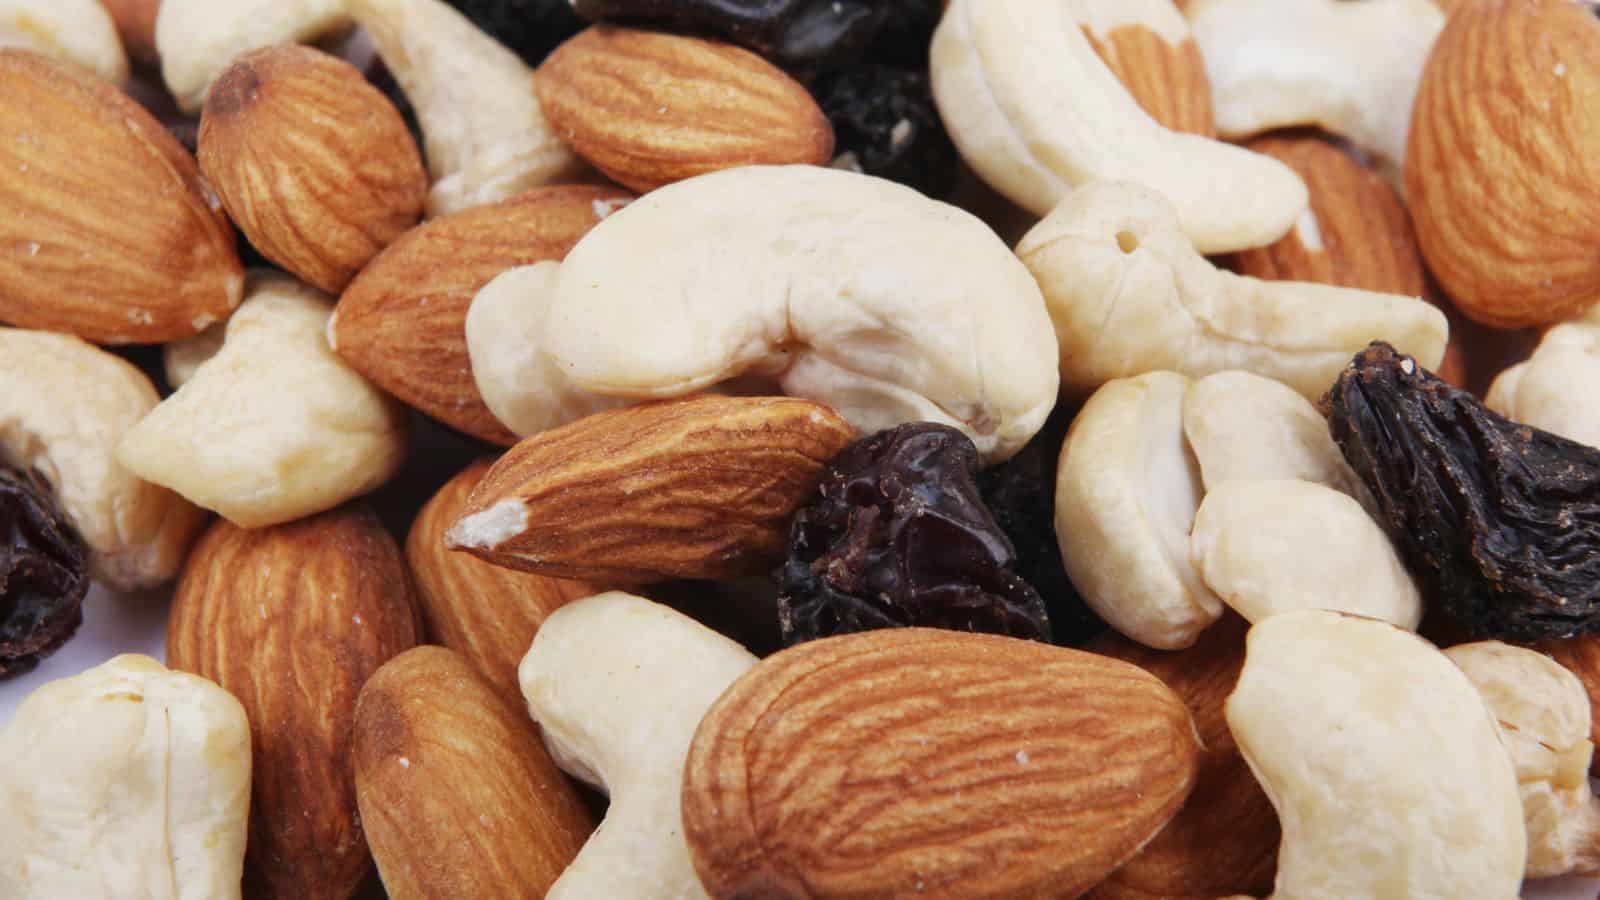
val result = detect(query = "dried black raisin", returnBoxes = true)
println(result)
[446,0,589,66]
[0,467,90,678]
[865,0,942,67]
[776,423,1052,646]
[1325,342,1600,641]
[811,65,960,198]
[569,0,889,67]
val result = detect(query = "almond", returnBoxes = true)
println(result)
[331,184,632,446]
[447,395,857,584]
[682,628,1202,899]
[199,45,426,296]
[101,0,161,63]
[167,506,419,900]
[1082,11,1215,135]
[353,646,594,900]
[0,49,242,344]
[535,25,834,192]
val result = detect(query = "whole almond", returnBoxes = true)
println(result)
[167,506,419,900]
[683,628,1201,899]
[331,184,633,446]
[0,49,242,344]
[1083,18,1215,135]
[448,395,857,584]
[536,25,834,192]
[353,646,594,900]
[200,45,426,295]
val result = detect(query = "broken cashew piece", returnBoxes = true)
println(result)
[930,0,1306,253]
[348,0,584,217]
[156,0,350,113]
[1017,181,1448,399]
[0,329,205,590]
[1488,305,1600,450]
[519,591,758,900]
[1228,610,1526,900]
[0,654,252,900]
[0,0,127,83]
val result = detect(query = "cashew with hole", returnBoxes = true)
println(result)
[156,0,350,113]
[930,0,1306,253]
[519,591,758,899]
[0,0,127,83]
[1016,181,1448,399]
[0,654,252,900]
[1227,610,1525,900]
[0,328,206,590]
[1488,305,1600,450]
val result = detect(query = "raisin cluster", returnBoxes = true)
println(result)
[0,467,90,678]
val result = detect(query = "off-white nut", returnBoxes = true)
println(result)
[0,0,128,83]
[348,0,584,217]
[163,322,226,391]
[1487,305,1600,449]
[930,0,1306,253]
[1185,0,1444,176]
[1446,641,1600,878]
[0,329,206,590]
[1190,479,1422,630]
[1016,181,1449,399]
[156,0,351,113]
[1055,371,1221,650]
[118,271,409,529]
[477,165,1060,462]
[519,591,758,900]
[0,654,252,900]
[1228,610,1526,899]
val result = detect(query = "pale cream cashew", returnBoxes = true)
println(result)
[1016,181,1448,399]
[930,0,1306,253]
[0,0,127,83]
[156,0,351,113]
[0,329,206,590]
[519,591,758,900]
[348,0,584,217]
[1488,305,1600,449]
[118,271,409,529]
[475,165,1060,463]
[0,654,252,900]
[1447,641,1600,878]
[1190,479,1422,630]
[162,322,226,390]
[1069,0,1190,43]
[1228,611,1525,900]
[1055,371,1220,650]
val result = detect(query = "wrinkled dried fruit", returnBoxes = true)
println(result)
[776,422,1052,646]
[569,0,890,67]
[812,64,960,198]
[445,0,588,65]
[1326,342,1600,641]
[866,0,942,66]
[0,467,89,679]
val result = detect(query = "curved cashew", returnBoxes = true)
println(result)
[519,591,757,900]
[0,329,206,590]
[0,0,127,83]
[1228,610,1525,900]
[1488,306,1600,449]
[1016,181,1448,399]
[348,0,584,217]
[156,0,350,113]
[930,0,1306,253]
[472,165,1060,463]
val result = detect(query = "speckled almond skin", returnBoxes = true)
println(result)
[1075,0,1216,135]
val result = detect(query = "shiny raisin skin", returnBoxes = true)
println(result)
[776,423,1052,646]
[447,0,588,65]
[0,467,90,678]
[1326,342,1600,641]
[812,65,960,198]
[569,0,888,67]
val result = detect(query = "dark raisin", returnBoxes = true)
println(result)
[775,423,1052,646]
[445,0,589,66]
[569,0,889,67]
[811,65,960,198]
[864,0,942,67]
[0,467,90,678]
[1325,341,1600,641]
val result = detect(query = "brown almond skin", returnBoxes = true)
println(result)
[353,646,594,900]
[536,26,834,192]
[451,395,857,584]
[0,49,242,344]
[200,45,427,295]
[167,506,419,900]
[1084,26,1215,136]
[682,628,1202,900]
[101,0,161,63]
[332,184,633,446]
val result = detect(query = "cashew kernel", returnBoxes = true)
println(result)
[1488,305,1600,450]
[156,0,351,113]
[0,0,127,84]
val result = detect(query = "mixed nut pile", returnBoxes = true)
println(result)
[4,0,1600,898]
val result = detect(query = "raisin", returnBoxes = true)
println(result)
[775,423,1052,646]
[569,0,889,67]
[811,65,960,198]
[865,0,942,67]
[1325,342,1600,641]
[0,467,90,678]
[445,0,589,66]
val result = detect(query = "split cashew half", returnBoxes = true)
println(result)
[0,0,127,83]
[930,0,1306,253]
[1488,305,1600,450]
[156,0,350,113]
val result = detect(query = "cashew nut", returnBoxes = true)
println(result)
[1488,305,1600,449]
[519,591,758,899]
[0,0,127,83]
[0,654,252,900]
[118,271,409,529]
[156,0,351,113]
[1228,610,1526,900]
[0,329,206,590]
[470,165,1060,463]
[1190,479,1422,630]
[1016,181,1448,399]
[162,321,226,391]
[348,0,585,217]
[930,0,1306,253]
